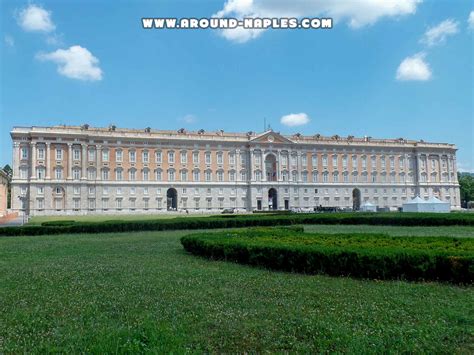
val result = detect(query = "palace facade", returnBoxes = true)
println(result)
[10,125,461,215]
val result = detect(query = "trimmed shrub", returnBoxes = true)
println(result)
[41,220,76,227]
[180,228,474,284]
[1,212,474,237]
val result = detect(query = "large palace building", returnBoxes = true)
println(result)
[10,125,461,215]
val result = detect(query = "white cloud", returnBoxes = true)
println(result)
[421,19,459,46]
[396,52,432,81]
[37,46,103,81]
[468,11,474,30]
[280,113,310,127]
[179,114,198,124]
[17,4,55,33]
[213,0,421,43]
[4,35,15,47]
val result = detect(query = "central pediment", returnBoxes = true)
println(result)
[250,130,294,144]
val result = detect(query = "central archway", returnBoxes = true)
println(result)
[166,188,178,210]
[352,188,361,211]
[268,188,278,210]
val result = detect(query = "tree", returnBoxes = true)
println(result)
[3,164,12,209]
[458,173,474,208]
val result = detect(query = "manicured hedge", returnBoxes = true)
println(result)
[181,228,474,284]
[1,212,474,237]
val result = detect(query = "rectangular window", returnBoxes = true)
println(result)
[129,151,136,163]
[129,170,136,181]
[156,170,162,181]
[205,171,211,182]
[37,186,44,195]
[74,186,80,195]
[181,170,187,181]
[37,167,45,179]
[322,156,328,167]
[381,157,386,169]
[73,169,80,180]
[116,169,123,181]
[168,151,175,163]
[217,153,223,165]
[55,168,63,180]
[88,169,96,180]
[181,151,187,164]
[103,187,109,195]
[102,150,109,162]
[143,151,149,163]
[21,147,28,159]
[156,151,162,163]
[144,187,149,195]
[193,152,199,164]
[193,170,200,181]
[37,199,44,210]
[342,156,347,168]
[205,152,211,165]
[102,169,109,180]
[56,148,63,160]
[38,148,45,160]
[74,199,80,209]
[362,157,367,168]
[311,155,317,167]
[301,155,307,166]
[143,170,149,181]
[73,149,80,160]
[116,150,123,162]
[168,170,175,181]
[332,155,338,167]
[116,199,122,209]
[88,149,95,162]
[229,153,235,165]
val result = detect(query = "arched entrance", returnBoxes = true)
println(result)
[268,188,278,210]
[265,154,277,181]
[352,188,361,211]
[166,188,178,210]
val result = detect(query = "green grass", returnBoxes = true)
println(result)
[27,212,217,225]
[1,227,473,352]
[304,224,474,238]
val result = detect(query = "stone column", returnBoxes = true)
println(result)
[235,149,241,181]
[81,144,87,180]
[45,142,51,179]
[96,145,102,180]
[30,142,37,179]
[296,151,302,182]
[12,141,20,179]
[67,143,73,180]
[277,149,281,181]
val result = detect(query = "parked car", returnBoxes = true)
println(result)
[221,208,235,214]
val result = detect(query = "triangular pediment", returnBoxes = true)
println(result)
[250,131,294,144]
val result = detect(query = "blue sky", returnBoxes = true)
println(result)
[1,0,473,170]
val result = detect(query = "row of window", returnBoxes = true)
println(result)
[23,184,457,198]
[20,146,455,171]
[25,165,457,184]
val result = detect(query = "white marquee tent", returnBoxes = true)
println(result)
[360,202,377,212]
[402,196,450,213]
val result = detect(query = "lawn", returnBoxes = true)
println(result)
[27,212,217,225]
[1,228,473,352]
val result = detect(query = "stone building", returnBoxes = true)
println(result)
[10,125,461,215]
[0,169,9,217]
